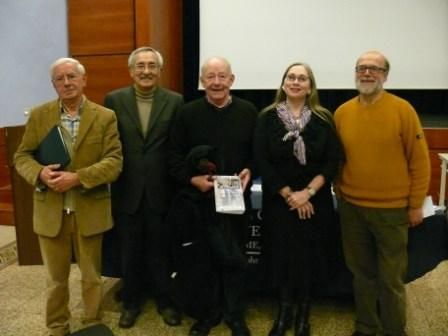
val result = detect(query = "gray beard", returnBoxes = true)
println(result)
[356,81,382,96]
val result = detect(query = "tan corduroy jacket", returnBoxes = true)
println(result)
[14,98,123,237]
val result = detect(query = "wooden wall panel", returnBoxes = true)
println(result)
[135,0,150,46]
[424,128,448,204]
[0,128,14,226]
[68,0,135,55]
[69,0,183,99]
[0,128,9,188]
[145,0,183,92]
[425,128,448,149]
[76,55,132,104]
[429,150,445,203]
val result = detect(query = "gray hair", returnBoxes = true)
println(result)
[50,57,85,77]
[128,47,164,69]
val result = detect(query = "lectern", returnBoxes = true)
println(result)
[5,125,42,265]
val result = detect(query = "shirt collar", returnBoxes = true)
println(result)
[205,95,233,109]
[59,95,85,116]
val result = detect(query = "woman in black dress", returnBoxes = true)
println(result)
[254,62,342,336]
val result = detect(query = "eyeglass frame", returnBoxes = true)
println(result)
[133,63,160,72]
[355,65,387,75]
[52,73,82,85]
[285,74,309,83]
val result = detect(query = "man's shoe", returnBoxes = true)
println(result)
[189,316,221,336]
[118,308,140,328]
[114,288,122,302]
[225,318,251,336]
[157,306,182,326]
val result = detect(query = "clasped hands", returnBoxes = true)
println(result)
[39,164,80,193]
[286,189,314,220]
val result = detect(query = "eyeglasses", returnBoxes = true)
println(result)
[52,73,80,85]
[355,65,387,74]
[285,74,309,83]
[134,63,159,72]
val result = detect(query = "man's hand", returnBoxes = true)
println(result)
[39,164,80,193]
[238,168,251,191]
[191,175,214,193]
[408,207,424,227]
[39,164,61,187]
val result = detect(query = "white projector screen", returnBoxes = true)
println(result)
[200,0,448,89]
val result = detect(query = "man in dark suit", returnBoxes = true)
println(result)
[104,46,183,329]
[15,57,123,336]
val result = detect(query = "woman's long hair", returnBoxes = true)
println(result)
[262,62,334,126]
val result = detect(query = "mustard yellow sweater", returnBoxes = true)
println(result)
[334,91,430,209]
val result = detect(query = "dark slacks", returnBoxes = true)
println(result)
[115,192,172,310]
[205,212,249,322]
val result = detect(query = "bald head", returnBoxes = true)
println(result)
[357,50,390,73]
[200,57,233,77]
[200,56,235,107]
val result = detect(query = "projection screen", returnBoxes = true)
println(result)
[199,0,448,89]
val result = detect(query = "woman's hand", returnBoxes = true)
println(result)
[297,201,315,219]
[287,190,310,209]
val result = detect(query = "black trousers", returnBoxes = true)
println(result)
[115,193,173,310]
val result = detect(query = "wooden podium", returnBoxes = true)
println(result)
[5,125,43,265]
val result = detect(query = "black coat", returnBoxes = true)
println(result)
[168,96,257,317]
[166,187,218,319]
[169,96,257,185]
[105,85,183,215]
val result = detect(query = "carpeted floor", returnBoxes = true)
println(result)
[0,241,17,271]
[0,225,16,271]
[0,256,447,336]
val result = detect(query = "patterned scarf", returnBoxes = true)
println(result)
[276,101,312,164]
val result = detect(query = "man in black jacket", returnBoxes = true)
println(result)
[104,46,183,329]
[169,57,257,336]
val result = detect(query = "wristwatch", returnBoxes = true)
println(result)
[306,186,316,197]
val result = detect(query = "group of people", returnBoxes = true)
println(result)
[14,47,430,336]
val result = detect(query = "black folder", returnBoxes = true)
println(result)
[34,125,71,168]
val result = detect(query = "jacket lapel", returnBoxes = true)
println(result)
[74,100,96,151]
[145,87,167,143]
[47,101,63,129]
[123,86,144,138]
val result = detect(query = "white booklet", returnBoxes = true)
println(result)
[214,175,246,214]
[422,195,435,218]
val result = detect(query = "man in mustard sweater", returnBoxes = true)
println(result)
[334,50,430,336]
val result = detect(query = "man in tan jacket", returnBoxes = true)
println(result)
[14,57,123,336]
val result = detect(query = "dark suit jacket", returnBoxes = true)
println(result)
[104,85,183,214]
[14,98,123,237]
